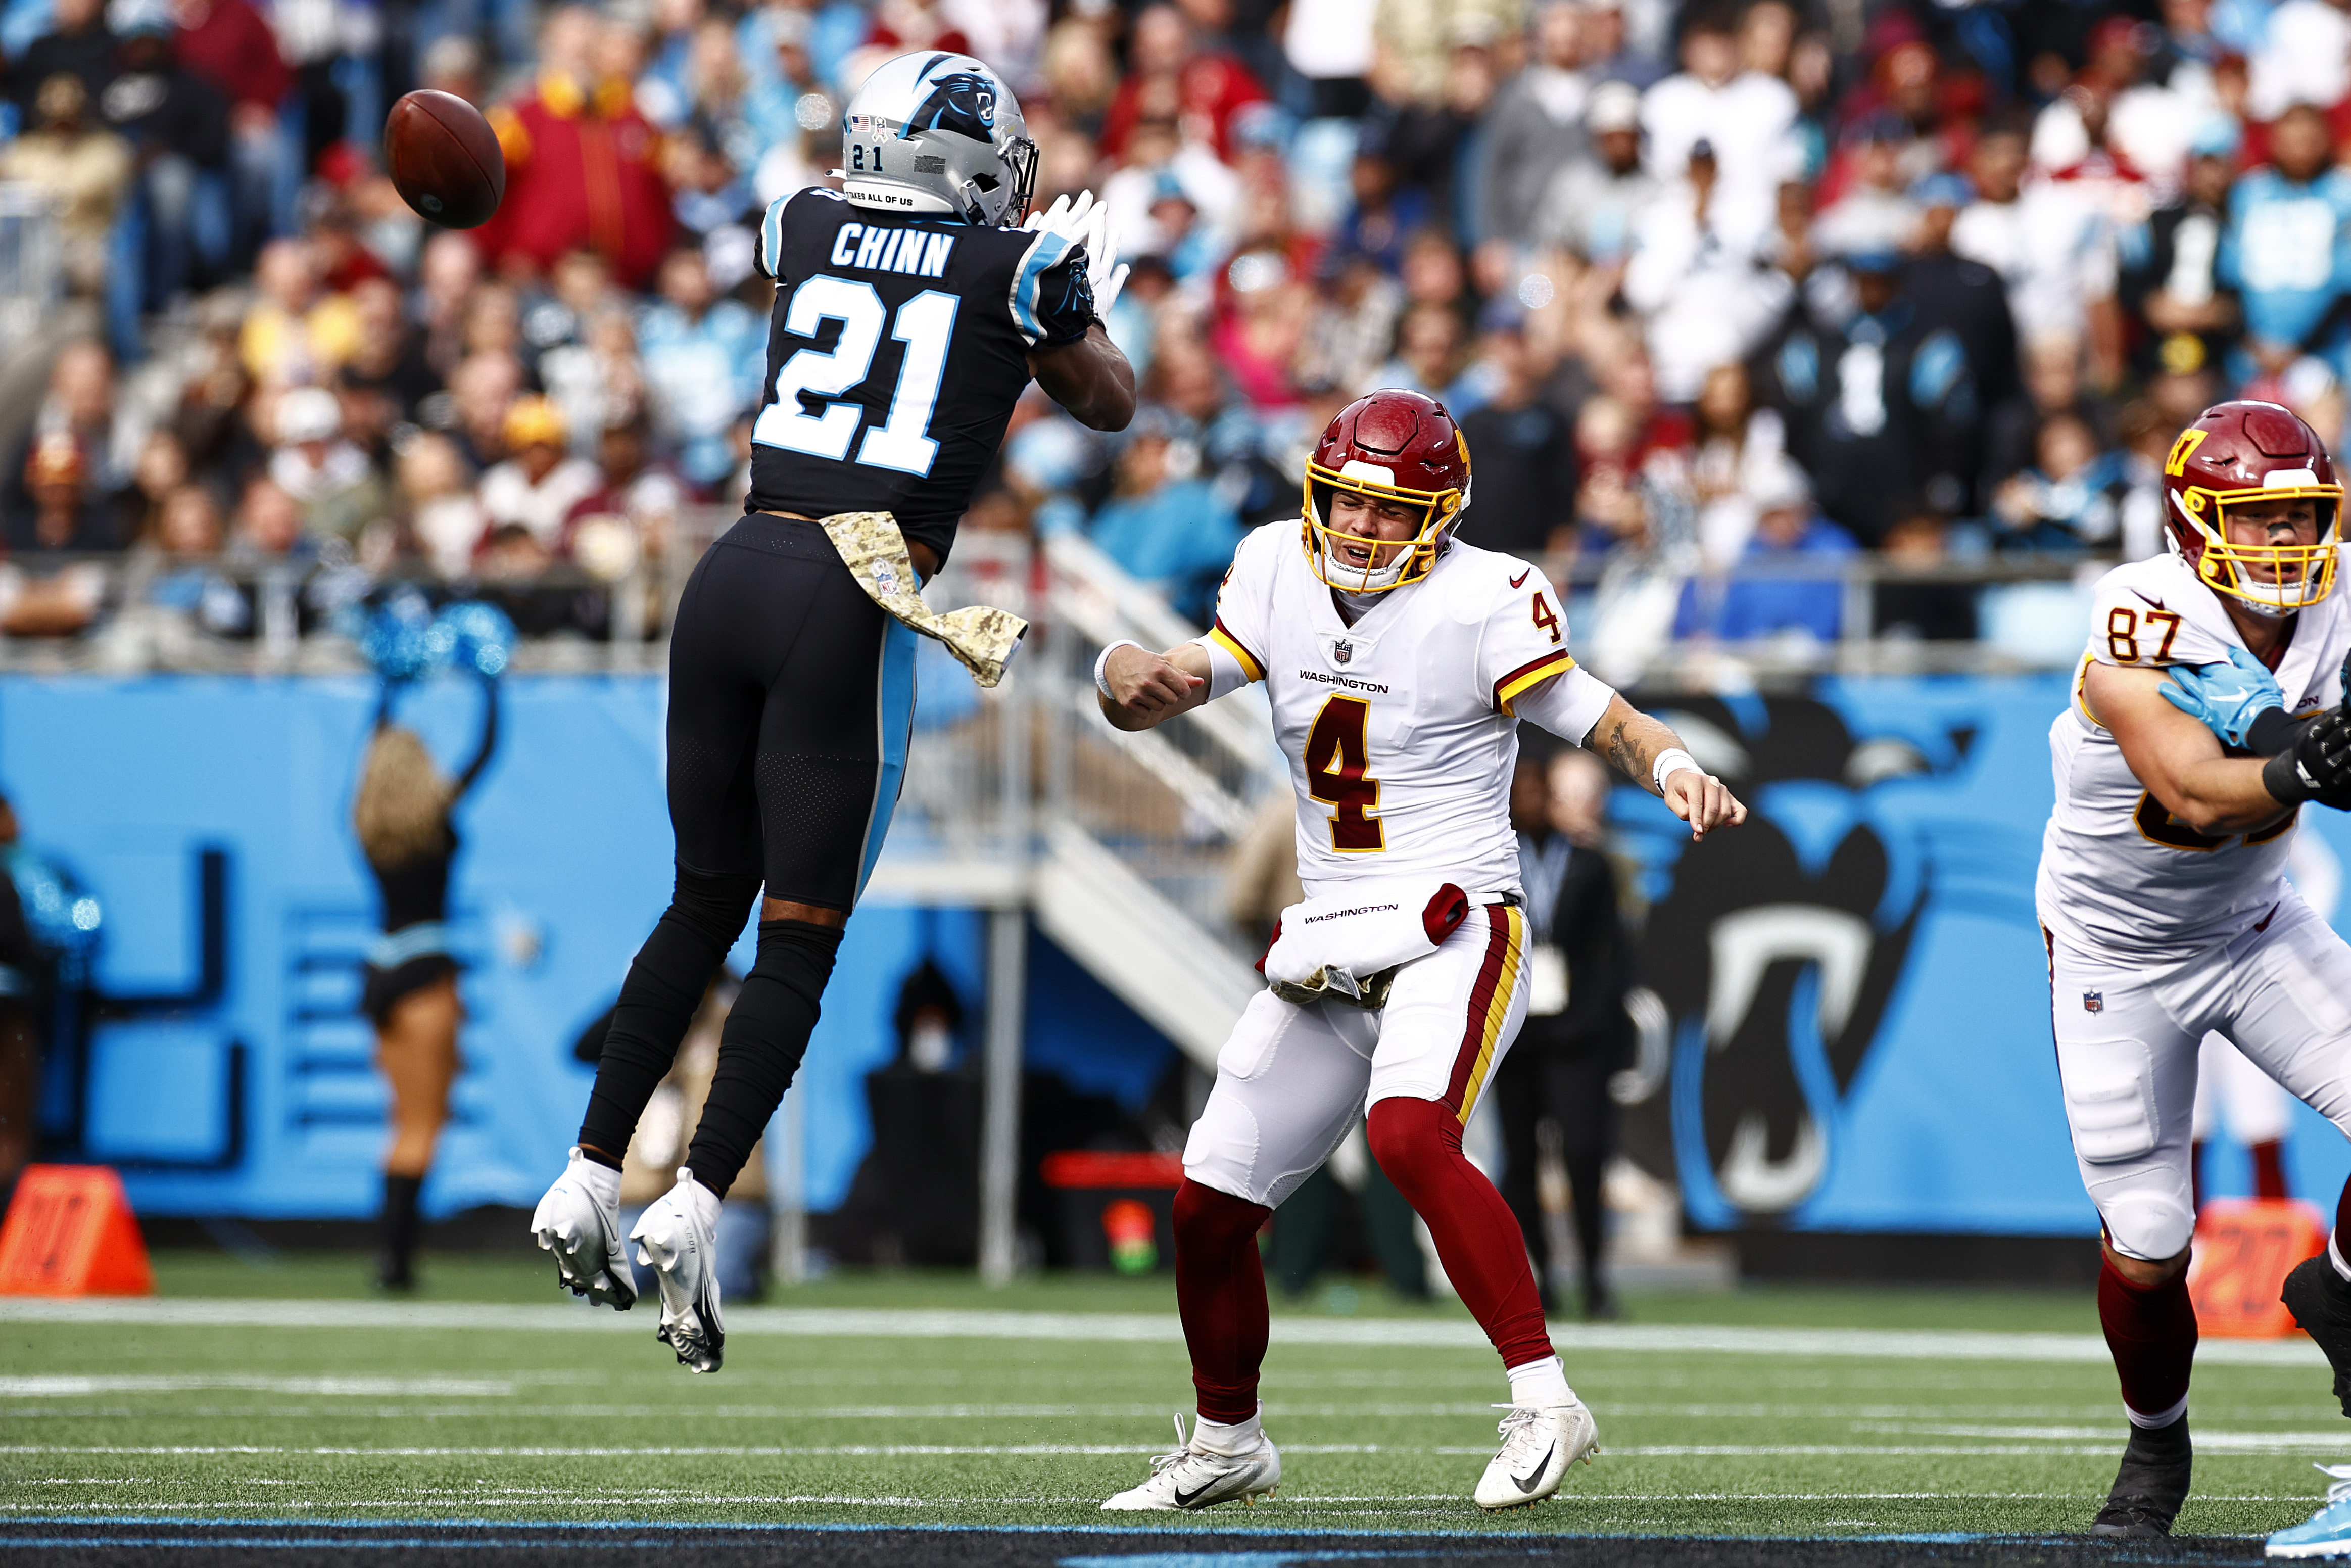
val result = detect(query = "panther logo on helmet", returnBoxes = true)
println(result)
[1302,389,1473,595]
[2161,399,2344,615]
[901,67,997,144]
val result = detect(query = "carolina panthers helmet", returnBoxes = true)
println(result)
[840,52,1039,227]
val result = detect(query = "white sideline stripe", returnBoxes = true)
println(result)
[0,1376,520,1397]
[0,1298,2322,1366]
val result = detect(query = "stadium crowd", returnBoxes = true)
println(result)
[0,0,2331,664]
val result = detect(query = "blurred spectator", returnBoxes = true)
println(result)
[1375,300,1466,399]
[1873,511,1976,641]
[239,239,360,386]
[1754,246,1977,544]
[416,231,484,378]
[1477,1,1589,249]
[635,247,763,491]
[564,415,682,559]
[1640,8,1797,229]
[1297,250,1404,393]
[9,0,113,112]
[1,73,133,295]
[2249,0,2351,122]
[1984,334,2117,494]
[446,350,523,469]
[1532,79,1656,264]
[1382,37,1498,241]
[101,6,232,306]
[397,432,486,579]
[477,395,599,549]
[1987,411,2133,554]
[1952,115,2122,387]
[1372,0,1518,108]
[13,339,134,507]
[267,384,382,544]
[479,5,676,289]
[1673,458,1854,642]
[2218,102,2351,383]
[1906,173,2021,421]
[1100,3,1266,165]
[170,0,294,265]
[1456,310,1576,561]
[1084,409,1241,626]
[339,280,438,441]
[1623,140,1788,403]
[2121,119,2241,385]
[1688,361,1789,568]
[6,431,120,550]
[1580,0,1660,90]
[1812,113,1921,263]
[119,427,190,543]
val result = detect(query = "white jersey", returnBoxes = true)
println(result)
[2035,550,2351,958]
[1204,520,1615,901]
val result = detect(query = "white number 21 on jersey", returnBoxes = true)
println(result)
[751,275,960,478]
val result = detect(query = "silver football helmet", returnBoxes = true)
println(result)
[839,52,1038,227]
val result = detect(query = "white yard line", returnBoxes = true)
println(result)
[0,1298,2321,1368]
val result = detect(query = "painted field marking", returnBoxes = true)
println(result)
[0,1297,2319,1368]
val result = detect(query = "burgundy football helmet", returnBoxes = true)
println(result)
[1302,389,1472,593]
[2162,400,2343,615]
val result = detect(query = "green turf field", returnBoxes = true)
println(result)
[3,1252,2346,1541]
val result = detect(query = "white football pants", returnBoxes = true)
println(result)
[2049,890,2351,1261]
[1184,903,1530,1209]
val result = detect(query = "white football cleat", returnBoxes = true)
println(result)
[529,1147,636,1310]
[1473,1397,1599,1510]
[629,1167,724,1373]
[1101,1415,1281,1512]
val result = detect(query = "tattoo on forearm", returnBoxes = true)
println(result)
[1603,720,1642,785]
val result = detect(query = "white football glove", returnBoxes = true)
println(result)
[1023,189,1128,318]
[1022,189,1093,236]
[1078,197,1129,317]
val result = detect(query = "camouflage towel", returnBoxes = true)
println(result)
[819,511,1029,688]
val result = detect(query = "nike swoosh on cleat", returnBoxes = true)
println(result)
[1510,569,1531,588]
[1173,1481,1214,1508]
[1514,1442,1556,1493]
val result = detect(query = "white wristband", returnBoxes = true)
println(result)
[1094,639,1145,699]
[1652,747,1701,794]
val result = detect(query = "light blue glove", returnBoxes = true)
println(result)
[2161,644,2285,750]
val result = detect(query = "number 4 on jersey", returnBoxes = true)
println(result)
[1305,695,1384,851]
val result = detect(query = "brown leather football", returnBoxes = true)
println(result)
[385,89,506,230]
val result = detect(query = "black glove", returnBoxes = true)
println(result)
[2264,651,2351,806]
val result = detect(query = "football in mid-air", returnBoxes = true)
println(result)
[385,89,505,229]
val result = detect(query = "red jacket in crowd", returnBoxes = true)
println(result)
[171,0,290,112]
[480,71,673,291]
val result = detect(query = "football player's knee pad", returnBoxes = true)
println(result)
[2059,1037,2161,1163]
[1182,1090,1268,1207]
[2098,1184,2196,1264]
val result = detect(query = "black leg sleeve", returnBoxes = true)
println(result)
[577,865,762,1164]
[684,919,843,1197]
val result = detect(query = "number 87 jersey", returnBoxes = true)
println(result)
[1206,518,1615,900]
[746,186,1096,566]
[2037,547,2351,959]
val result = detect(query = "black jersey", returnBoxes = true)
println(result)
[746,187,1095,564]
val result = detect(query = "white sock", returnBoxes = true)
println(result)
[569,1147,620,1207]
[1506,1355,1572,1408]
[2331,1232,2351,1284]
[1193,1410,1261,1455]
[2126,1392,2189,1430]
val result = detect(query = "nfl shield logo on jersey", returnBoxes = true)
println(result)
[2084,992,2103,1014]
[1333,640,1353,665]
